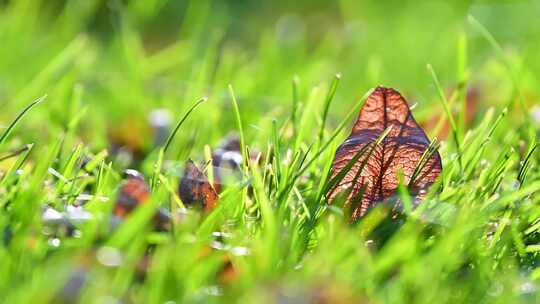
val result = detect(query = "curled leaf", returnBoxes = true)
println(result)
[179,159,219,211]
[329,86,442,220]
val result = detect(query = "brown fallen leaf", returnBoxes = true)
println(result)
[178,159,219,211]
[196,245,239,285]
[329,86,442,220]
[115,170,150,217]
[218,257,238,284]
[115,170,171,231]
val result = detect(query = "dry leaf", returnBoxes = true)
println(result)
[115,170,150,217]
[329,86,442,220]
[115,170,171,231]
[179,159,219,211]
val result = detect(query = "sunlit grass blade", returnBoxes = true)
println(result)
[0,144,33,163]
[163,97,207,154]
[0,144,33,187]
[408,137,440,188]
[456,31,469,131]
[322,125,393,201]
[281,88,373,196]
[228,84,251,219]
[0,95,46,148]
[271,120,282,183]
[517,142,538,187]
[291,75,300,139]
[427,63,463,170]
[228,85,247,171]
[468,15,525,111]
[318,73,341,143]
[150,97,206,190]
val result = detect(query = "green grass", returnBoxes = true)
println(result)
[1,1,540,303]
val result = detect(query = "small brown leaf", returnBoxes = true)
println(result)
[115,170,171,231]
[115,170,150,217]
[179,159,219,211]
[329,86,442,220]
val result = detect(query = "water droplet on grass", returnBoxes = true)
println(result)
[97,246,123,267]
[230,246,250,256]
[520,281,537,294]
[49,238,61,247]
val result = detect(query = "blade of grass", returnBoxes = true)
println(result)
[272,119,282,183]
[318,74,341,144]
[0,144,33,163]
[427,64,462,171]
[0,95,46,149]
[151,97,206,190]
[408,137,440,188]
[456,31,469,131]
[468,15,525,112]
[281,88,373,196]
[323,126,393,200]
[517,142,538,187]
[163,97,207,154]
[229,84,249,217]
[228,85,247,172]
[0,144,33,187]
[291,75,300,139]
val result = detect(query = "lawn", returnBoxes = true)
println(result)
[1,1,540,303]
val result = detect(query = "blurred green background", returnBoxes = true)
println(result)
[1,0,539,157]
